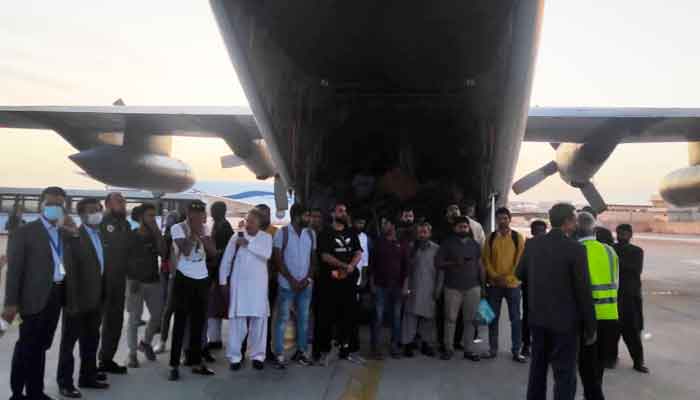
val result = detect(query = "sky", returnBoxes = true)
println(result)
[0,1,698,204]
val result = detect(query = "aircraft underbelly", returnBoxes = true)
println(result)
[212,0,543,221]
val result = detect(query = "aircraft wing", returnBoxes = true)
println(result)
[0,105,260,138]
[525,107,700,143]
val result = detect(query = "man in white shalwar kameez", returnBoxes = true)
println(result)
[219,209,273,370]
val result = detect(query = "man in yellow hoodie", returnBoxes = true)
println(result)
[482,207,526,363]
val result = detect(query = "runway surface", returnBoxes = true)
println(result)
[1,234,699,399]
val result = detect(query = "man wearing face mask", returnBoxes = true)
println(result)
[57,198,110,398]
[98,192,132,375]
[3,186,74,400]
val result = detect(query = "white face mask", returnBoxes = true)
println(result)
[87,212,103,226]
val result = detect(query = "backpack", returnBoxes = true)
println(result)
[488,230,521,265]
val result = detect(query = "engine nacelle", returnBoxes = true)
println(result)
[555,141,616,186]
[660,165,700,207]
[69,145,195,193]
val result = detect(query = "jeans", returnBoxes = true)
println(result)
[371,286,403,351]
[273,285,313,355]
[487,286,522,354]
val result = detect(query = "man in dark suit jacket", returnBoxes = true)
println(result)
[98,192,132,374]
[3,186,73,400]
[613,224,649,373]
[517,203,597,400]
[57,198,111,398]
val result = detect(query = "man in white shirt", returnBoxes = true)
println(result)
[219,208,273,371]
[167,200,217,381]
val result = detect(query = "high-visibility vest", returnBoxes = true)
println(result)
[580,238,619,320]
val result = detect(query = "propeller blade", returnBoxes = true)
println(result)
[113,98,125,106]
[512,161,559,194]
[550,142,560,150]
[580,182,607,214]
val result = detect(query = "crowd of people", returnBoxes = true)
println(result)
[1,186,649,400]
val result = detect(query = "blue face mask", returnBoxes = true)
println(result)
[42,205,64,222]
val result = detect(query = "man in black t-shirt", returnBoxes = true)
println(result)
[313,202,362,366]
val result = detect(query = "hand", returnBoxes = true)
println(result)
[236,237,249,247]
[584,331,597,346]
[2,306,18,324]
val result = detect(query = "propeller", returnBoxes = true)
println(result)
[113,98,125,106]
[580,182,607,214]
[512,160,558,194]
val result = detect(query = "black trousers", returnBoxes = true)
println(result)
[527,326,578,400]
[11,284,64,398]
[57,310,101,388]
[100,278,125,364]
[169,271,209,367]
[578,320,618,400]
[313,275,357,355]
[522,286,531,348]
[615,323,644,364]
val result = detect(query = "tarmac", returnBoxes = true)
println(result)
[1,234,699,400]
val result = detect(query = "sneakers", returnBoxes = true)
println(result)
[317,353,330,367]
[139,341,156,361]
[512,353,528,364]
[168,368,180,381]
[230,362,242,371]
[154,340,167,354]
[252,360,265,370]
[192,365,215,376]
[127,354,140,369]
[464,352,481,362]
[441,350,454,361]
[521,345,531,357]
[292,350,313,366]
[272,355,287,370]
[98,360,128,374]
[346,353,367,366]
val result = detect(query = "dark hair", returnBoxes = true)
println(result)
[310,207,322,214]
[40,186,67,203]
[495,207,512,219]
[530,220,547,231]
[187,200,206,213]
[141,203,157,214]
[549,203,576,228]
[416,218,432,229]
[581,206,597,219]
[452,216,470,226]
[211,201,227,216]
[616,224,633,233]
[400,206,414,214]
[131,205,144,222]
[76,198,101,215]
[104,192,122,204]
[256,204,270,212]
[290,203,305,220]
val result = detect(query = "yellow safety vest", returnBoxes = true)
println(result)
[580,238,619,320]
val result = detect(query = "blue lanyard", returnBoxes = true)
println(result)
[47,232,62,259]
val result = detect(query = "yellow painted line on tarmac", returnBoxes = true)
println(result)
[339,360,384,400]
